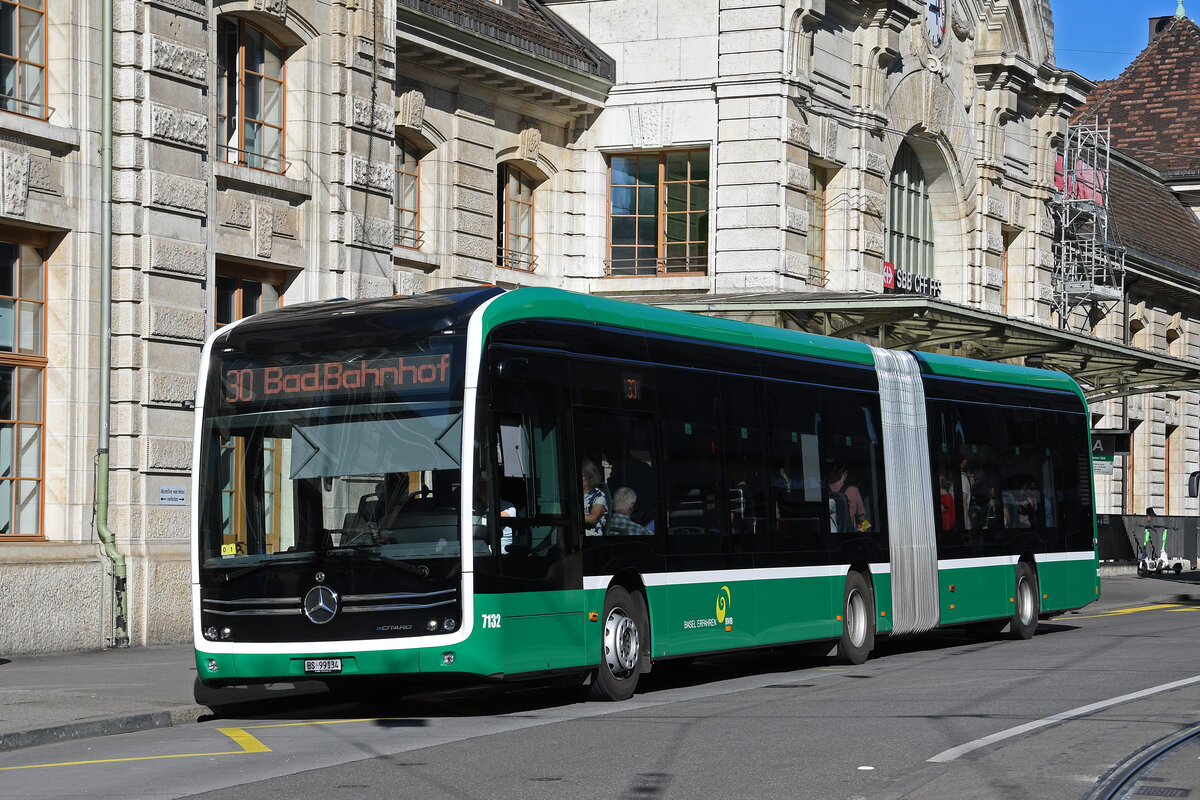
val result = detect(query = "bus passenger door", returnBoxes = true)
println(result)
[488,353,585,676]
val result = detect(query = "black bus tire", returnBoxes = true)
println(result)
[1011,562,1039,640]
[836,571,875,665]
[591,586,646,701]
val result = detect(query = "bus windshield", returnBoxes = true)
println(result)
[197,338,470,571]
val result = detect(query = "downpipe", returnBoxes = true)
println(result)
[96,0,129,648]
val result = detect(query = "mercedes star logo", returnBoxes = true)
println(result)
[303,585,339,624]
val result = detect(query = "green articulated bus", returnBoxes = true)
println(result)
[192,286,1099,701]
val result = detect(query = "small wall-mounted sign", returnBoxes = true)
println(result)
[159,485,188,506]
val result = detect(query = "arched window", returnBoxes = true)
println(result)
[884,142,934,278]
[496,164,534,271]
[217,18,285,172]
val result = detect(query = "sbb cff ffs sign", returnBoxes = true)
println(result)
[882,261,942,298]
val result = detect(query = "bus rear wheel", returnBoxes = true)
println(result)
[836,571,875,665]
[591,586,646,701]
[1011,562,1039,640]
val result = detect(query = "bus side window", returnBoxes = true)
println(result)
[489,352,577,586]
[498,419,533,517]
[722,376,769,549]
[766,381,824,561]
[659,370,723,547]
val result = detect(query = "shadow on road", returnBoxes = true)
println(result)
[194,617,1082,724]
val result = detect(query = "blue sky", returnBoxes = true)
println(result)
[1050,0,1185,81]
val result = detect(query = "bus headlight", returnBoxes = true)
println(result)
[204,626,218,641]
[426,619,439,632]
[220,627,233,640]
[443,617,457,632]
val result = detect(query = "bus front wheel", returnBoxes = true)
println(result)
[1011,562,1039,640]
[836,571,875,665]
[592,586,646,701]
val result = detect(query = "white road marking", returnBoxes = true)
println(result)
[928,674,1200,763]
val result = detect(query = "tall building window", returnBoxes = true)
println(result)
[496,164,534,271]
[884,142,934,278]
[607,150,708,276]
[1002,229,1018,314]
[215,265,288,553]
[0,240,44,539]
[215,265,284,328]
[1167,423,1181,515]
[807,165,828,287]
[0,0,45,118]
[395,137,421,249]
[217,18,285,172]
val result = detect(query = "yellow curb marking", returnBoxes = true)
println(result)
[0,719,384,772]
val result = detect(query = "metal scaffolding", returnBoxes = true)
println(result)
[1050,120,1126,331]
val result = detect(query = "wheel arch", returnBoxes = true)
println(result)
[848,559,874,582]
[606,569,652,668]
[847,560,877,600]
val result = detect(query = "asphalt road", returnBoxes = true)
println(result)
[2,576,1198,800]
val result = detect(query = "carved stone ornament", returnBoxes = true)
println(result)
[518,126,542,163]
[396,90,426,131]
[256,203,274,258]
[149,36,207,84]
[255,0,288,22]
[1,149,30,218]
[353,96,393,134]
[951,6,974,41]
[863,231,885,256]
[629,105,672,148]
[985,194,1006,220]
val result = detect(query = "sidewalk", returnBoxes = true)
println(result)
[0,643,327,752]
[1,572,1198,753]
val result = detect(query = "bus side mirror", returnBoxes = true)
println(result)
[1190,471,1200,498]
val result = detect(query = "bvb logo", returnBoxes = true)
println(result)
[716,585,732,630]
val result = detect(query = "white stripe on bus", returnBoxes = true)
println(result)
[582,551,1094,592]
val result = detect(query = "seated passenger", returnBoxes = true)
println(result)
[826,462,854,533]
[582,459,608,536]
[608,487,651,536]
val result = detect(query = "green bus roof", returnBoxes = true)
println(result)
[480,287,1087,402]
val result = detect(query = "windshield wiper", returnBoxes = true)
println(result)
[209,553,316,583]
[342,544,431,578]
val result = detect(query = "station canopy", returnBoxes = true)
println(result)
[648,292,1200,403]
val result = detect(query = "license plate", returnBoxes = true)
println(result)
[304,658,342,674]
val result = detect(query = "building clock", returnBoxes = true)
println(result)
[925,0,947,48]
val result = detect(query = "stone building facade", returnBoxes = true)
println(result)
[2,0,1197,654]
[1062,14,1200,525]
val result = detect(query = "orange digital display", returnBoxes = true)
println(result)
[622,370,643,402]
[223,352,452,405]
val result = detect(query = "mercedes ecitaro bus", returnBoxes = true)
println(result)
[192,286,1099,701]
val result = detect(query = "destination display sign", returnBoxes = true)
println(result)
[221,349,453,406]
